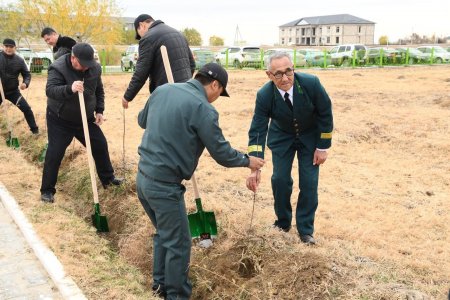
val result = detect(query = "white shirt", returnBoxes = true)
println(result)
[277,86,293,106]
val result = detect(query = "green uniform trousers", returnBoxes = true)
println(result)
[271,138,319,235]
[137,171,192,300]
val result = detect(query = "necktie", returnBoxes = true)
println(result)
[284,92,293,111]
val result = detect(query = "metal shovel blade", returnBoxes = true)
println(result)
[188,198,217,240]
[6,133,20,149]
[91,203,109,232]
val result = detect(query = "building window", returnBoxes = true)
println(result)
[327,26,331,32]
[326,36,330,43]
[312,37,315,44]
[289,37,292,43]
[336,37,339,44]
[336,26,340,33]
[312,28,316,35]
[301,28,305,35]
[281,38,285,45]
[282,29,285,32]
[296,37,300,44]
[358,26,361,33]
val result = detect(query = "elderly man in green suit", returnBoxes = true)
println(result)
[246,51,333,245]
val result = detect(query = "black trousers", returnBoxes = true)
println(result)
[40,108,115,195]
[1,89,38,133]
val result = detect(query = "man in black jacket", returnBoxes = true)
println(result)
[121,14,195,109]
[0,38,39,134]
[40,43,122,203]
[41,27,76,60]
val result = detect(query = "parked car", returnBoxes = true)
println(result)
[121,44,139,72]
[396,47,428,64]
[329,44,366,66]
[16,48,44,73]
[215,46,262,68]
[297,49,331,67]
[365,47,408,65]
[35,49,54,69]
[263,48,306,68]
[190,48,215,69]
[416,46,450,63]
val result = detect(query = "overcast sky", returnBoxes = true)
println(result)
[3,0,450,45]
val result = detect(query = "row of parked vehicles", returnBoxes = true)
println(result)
[7,43,449,73]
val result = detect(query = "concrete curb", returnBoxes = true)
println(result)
[0,183,87,300]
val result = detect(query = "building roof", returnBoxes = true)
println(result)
[280,14,375,27]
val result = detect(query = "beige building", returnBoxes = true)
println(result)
[279,14,375,46]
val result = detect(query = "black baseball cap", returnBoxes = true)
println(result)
[198,63,230,97]
[134,14,152,40]
[3,38,16,47]
[72,43,96,68]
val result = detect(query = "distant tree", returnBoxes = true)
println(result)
[209,36,224,46]
[182,28,202,46]
[378,35,389,45]
[0,0,123,46]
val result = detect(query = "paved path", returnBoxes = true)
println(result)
[0,201,62,299]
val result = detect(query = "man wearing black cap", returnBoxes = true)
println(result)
[136,63,265,299]
[0,38,39,134]
[121,14,195,109]
[40,42,122,203]
[41,27,76,60]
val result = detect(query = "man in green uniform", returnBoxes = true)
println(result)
[137,63,265,299]
[246,51,333,245]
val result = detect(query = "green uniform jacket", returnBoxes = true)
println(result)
[138,79,249,183]
[248,73,333,158]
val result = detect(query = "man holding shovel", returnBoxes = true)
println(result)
[0,38,39,134]
[40,43,122,203]
[137,63,265,299]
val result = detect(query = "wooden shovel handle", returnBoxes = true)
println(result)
[78,91,100,204]
[160,45,201,199]
[0,76,6,102]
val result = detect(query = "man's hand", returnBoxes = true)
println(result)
[313,149,328,165]
[246,170,261,192]
[20,83,27,90]
[248,156,265,171]
[122,97,129,109]
[95,113,104,126]
[72,81,84,93]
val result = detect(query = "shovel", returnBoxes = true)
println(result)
[187,174,218,240]
[0,77,20,149]
[78,91,109,232]
[160,45,217,241]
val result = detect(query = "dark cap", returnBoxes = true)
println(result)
[134,14,152,40]
[3,38,16,47]
[198,63,230,97]
[72,43,96,68]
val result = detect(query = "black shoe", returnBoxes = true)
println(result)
[152,285,166,298]
[272,221,291,232]
[102,177,124,189]
[41,192,54,203]
[300,234,316,245]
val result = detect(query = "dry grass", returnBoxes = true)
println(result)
[0,66,449,299]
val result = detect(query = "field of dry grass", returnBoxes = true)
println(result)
[0,65,449,299]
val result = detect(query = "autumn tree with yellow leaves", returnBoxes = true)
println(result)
[0,0,123,46]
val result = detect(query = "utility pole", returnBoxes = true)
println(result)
[234,25,243,46]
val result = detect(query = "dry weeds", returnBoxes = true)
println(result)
[0,65,449,299]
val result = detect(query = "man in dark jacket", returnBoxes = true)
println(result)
[122,14,195,109]
[41,27,76,60]
[40,43,122,203]
[246,51,333,245]
[0,38,39,134]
